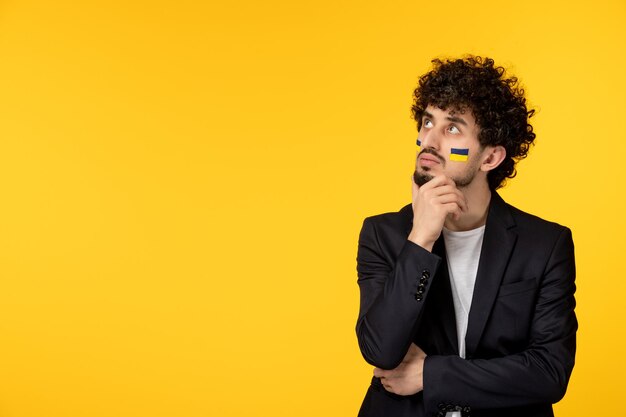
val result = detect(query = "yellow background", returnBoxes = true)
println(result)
[0,0,624,415]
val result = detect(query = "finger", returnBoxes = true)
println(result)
[432,175,452,187]
[432,188,467,211]
[431,199,463,218]
[457,190,468,212]
[426,184,460,198]
[428,180,468,212]
[414,344,427,356]
[450,187,468,212]
[380,369,398,378]
[431,193,465,207]
[383,383,394,393]
[409,343,424,355]
[407,342,420,355]
[442,202,463,220]
[418,174,448,190]
[440,175,456,186]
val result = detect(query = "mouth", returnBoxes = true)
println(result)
[418,153,442,168]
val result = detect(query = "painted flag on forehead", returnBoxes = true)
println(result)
[450,148,469,162]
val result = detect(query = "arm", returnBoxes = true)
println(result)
[355,216,441,370]
[356,175,467,370]
[423,227,577,413]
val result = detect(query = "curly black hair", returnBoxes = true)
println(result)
[411,56,536,190]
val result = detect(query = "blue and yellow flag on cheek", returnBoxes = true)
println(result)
[416,139,421,152]
[450,148,469,162]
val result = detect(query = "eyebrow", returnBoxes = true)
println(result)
[423,110,469,126]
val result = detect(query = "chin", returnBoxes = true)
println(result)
[413,170,433,187]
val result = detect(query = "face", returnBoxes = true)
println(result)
[414,105,485,188]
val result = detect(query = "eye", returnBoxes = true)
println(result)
[448,125,460,134]
[423,119,433,128]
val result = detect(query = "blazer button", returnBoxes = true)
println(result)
[415,294,423,301]
[422,269,430,278]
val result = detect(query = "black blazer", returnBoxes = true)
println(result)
[355,192,577,417]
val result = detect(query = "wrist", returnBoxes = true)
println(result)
[408,230,435,252]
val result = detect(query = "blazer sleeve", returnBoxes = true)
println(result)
[355,216,442,370]
[422,227,577,414]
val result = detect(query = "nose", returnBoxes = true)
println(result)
[418,128,440,151]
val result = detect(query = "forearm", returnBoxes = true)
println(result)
[357,234,441,369]
[423,341,575,413]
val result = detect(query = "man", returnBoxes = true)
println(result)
[355,56,576,417]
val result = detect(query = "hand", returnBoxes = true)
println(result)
[373,343,427,395]
[408,175,467,251]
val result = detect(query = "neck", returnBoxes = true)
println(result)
[444,179,492,231]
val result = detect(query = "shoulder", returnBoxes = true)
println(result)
[507,201,570,236]
[491,194,575,285]
[358,204,413,256]
[362,203,412,233]
[493,192,571,236]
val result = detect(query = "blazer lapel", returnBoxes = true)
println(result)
[464,192,518,357]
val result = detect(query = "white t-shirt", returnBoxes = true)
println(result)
[442,225,486,359]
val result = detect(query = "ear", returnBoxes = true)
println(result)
[479,145,506,172]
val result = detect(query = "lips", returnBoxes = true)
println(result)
[419,153,442,167]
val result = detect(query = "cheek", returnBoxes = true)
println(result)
[448,146,471,162]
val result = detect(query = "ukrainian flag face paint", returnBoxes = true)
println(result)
[450,148,469,162]
[419,138,469,162]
